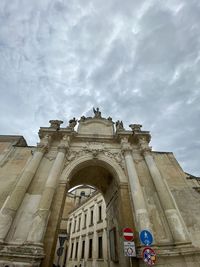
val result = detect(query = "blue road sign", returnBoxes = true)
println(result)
[140,230,153,246]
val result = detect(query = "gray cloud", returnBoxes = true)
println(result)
[0,0,200,175]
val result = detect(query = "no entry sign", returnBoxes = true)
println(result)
[123,228,134,241]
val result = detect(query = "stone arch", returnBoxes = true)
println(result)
[60,155,128,183]
[42,154,135,267]
[60,153,128,187]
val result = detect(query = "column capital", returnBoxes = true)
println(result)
[120,136,132,154]
[36,143,48,153]
[37,134,51,153]
[57,135,70,153]
[49,120,63,130]
[129,124,142,131]
[57,144,68,153]
[138,137,152,155]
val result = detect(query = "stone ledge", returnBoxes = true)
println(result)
[0,243,44,263]
[136,244,200,258]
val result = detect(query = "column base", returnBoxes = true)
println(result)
[0,242,44,267]
[136,243,200,266]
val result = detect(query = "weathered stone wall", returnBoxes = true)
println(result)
[0,144,32,209]
[0,114,200,267]
[153,152,200,248]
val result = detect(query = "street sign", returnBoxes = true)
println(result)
[59,236,66,247]
[139,230,153,246]
[142,247,156,265]
[57,247,64,256]
[123,228,134,241]
[124,241,136,257]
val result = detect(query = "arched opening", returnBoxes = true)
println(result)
[68,162,118,203]
[42,157,135,267]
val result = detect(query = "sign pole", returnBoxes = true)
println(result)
[57,254,61,267]
[129,257,133,267]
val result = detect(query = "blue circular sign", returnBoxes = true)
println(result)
[139,230,153,246]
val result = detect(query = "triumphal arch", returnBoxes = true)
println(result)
[0,109,200,266]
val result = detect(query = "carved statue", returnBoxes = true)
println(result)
[67,117,77,130]
[93,107,101,118]
[116,120,124,131]
[79,116,86,122]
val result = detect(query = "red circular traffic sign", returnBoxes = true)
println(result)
[142,247,156,266]
[123,228,134,241]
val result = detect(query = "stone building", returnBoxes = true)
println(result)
[53,186,98,267]
[0,109,200,267]
[60,190,107,267]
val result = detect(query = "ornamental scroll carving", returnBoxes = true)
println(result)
[64,142,125,170]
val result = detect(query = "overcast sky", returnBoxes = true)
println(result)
[0,0,200,175]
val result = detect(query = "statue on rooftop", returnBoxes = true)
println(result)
[116,120,124,131]
[93,107,101,118]
[67,117,77,130]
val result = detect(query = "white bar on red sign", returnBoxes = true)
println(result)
[124,233,134,236]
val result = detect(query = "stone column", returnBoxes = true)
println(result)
[27,136,69,243]
[120,137,152,232]
[0,135,50,242]
[139,137,190,243]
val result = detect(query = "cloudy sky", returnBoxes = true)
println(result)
[0,0,200,175]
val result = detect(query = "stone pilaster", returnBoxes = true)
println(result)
[27,135,70,244]
[93,201,98,263]
[77,236,82,262]
[103,228,108,261]
[0,135,50,242]
[139,137,190,244]
[85,234,89,261]
[120,137,152,232]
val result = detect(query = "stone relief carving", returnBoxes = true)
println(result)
[64,142,125,170]
[120,136,132,152]
[44,149,57,161]
[139,137,152,154]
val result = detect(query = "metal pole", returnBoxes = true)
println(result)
[57,251,61,267]
[129,257,133,267]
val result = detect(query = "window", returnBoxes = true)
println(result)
[81,240,85,259]
[75,241,79,259]
[98,236,103,259]
[78,216,81,231]
[98,205,102,221]
[88,238,93,258]
[73,219,76,233]
[80,191,85,196]
[68,222,71,234]
[90,210,93,225]
[70,243,74,258]
[83,212,87,228]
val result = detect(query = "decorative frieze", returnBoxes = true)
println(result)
[64,142,125,170]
